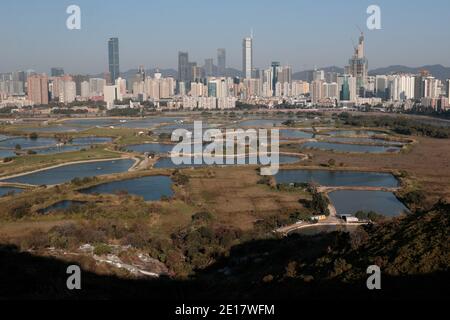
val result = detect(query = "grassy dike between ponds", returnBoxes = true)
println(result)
[0,147,127,178]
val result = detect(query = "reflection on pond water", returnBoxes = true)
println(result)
[279,130,314,139]
[275,170,399,188]
[302,141,401,153]
[326,137,403,146]
[0,136,113,158]
[0,137,57,149]
[80,176,173,201]
[0,149,17,158]
[2,159,134,185]
[329,190,410,217]
[0,187,24,197]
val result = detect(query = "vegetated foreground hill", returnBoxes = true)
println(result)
[0,202,448,300]
[198,201,449,300]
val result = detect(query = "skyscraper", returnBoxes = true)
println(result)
[108,38,120,84]
[271,62,280,96]
[138,65,146,81]
[217,48,226,76]
[190,62,201,82]
[178,51,189,82]
[204,58,214,77]
[347,32,368,96]
[338,74,357,102]
[242,37,253,79]
[27,74,49,105]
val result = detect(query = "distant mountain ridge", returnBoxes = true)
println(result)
[293,64,450,81]
[369,64,450,81]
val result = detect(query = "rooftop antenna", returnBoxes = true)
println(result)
[250,28,254,39]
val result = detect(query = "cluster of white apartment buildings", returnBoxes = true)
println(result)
[182,96,236,110]
[131,72,175,101]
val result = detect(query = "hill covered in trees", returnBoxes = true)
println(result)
[196,201,449,299]
[0,202,448,300]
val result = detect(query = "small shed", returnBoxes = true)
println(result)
[344,216,359,223]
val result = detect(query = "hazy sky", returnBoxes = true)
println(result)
[1,0,449,74]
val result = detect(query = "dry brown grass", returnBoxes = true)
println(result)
[183,167,306,230]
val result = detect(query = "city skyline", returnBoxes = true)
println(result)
[1,0,450,74]
[2,25,448,111]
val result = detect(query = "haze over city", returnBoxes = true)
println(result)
[1,0,450,74]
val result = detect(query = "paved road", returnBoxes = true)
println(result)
[276,220,368,235]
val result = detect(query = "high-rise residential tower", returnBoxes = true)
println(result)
[80,81,90,99]
[217,48,226,76]
[387,74,416,101]
[278,66,292,84]
[446,79,450,100]
[421,76,439,98]
[58,80,76,104]
[376,75,388,99]
[89,78,106,97]
[242,37,253,79]
[27,74,49,105]
[108,38,120,84]
[310,80,325,104]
